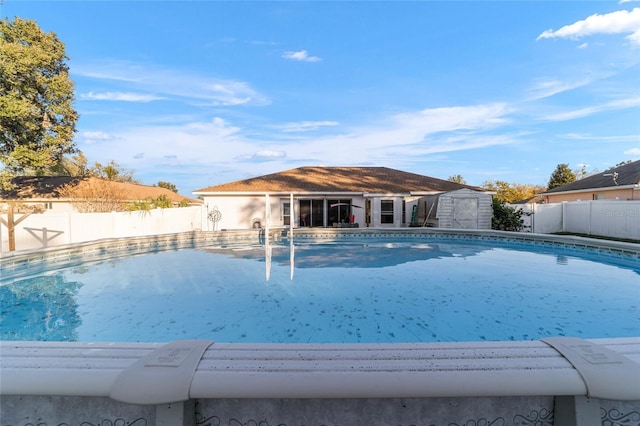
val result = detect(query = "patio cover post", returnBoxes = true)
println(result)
[290,192,295,280]
[265,194,271,231]
[290,193,294,230]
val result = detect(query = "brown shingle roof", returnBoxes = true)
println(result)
[1,176,201,204]
[194,166,484,194]
[542,160,640,194]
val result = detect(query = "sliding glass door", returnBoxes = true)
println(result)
[299,199,325,227]
[328,199,353,224]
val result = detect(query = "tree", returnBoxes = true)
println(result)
[56,152,88,176]
[0,18,78,178]
[482,180,546,204]
[156,181,178,193]
[447,174,466,185]
[58,179,126,213]
[547,163,576,190]
[89,160,139,183]
[574,164,590,180]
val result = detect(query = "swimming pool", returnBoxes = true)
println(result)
[2,229,638,343]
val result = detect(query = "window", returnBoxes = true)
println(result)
[281,201,291,225]
[381,200,394,224]
[402,200,406,224]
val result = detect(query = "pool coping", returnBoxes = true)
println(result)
[2,337,640,403]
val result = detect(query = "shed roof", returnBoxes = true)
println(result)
[194,166,484,194]
[542,160,640,195]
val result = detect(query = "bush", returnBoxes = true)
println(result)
[491,198,530,231]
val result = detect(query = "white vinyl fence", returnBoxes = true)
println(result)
[0,206,204,253]
[3,201,638,253]
[510,200,640,241]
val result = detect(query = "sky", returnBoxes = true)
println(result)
[3,1,640,196]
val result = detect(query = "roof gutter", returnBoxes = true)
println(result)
[194,191,365,196]
[542,184,638,196]
[408,191,445,196]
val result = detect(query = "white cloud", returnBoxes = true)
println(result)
[559,133,640,142]
[577,42,589,49]
[282,103,514,163]
[81,92,164,102]
[624,147,640,156]
[526,77,594,100]
[537,8,640,45]
[80,131,114,143]
[541,96,640,121]
[272,121,339,132]
[76,61,270,107]
[78,102,516,188]
[282,50,322,62]
[254,150,287,159]
[79,117,248,170]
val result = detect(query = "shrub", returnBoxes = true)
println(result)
[491,198,530,232]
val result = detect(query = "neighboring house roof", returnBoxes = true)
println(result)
[194,166,485,195]
[511,195,545,205]
[0,176,201,204]
[542,160,640,195]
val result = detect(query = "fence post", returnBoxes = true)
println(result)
[531,203,536,233]
[589,201,593,236]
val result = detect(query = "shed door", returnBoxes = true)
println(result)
[453,198,478,229]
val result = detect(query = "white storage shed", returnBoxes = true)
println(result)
[413,189,493,229]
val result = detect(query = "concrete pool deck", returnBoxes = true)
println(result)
[1,229,639,425]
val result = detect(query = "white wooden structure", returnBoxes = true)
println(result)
[412,189,493,229]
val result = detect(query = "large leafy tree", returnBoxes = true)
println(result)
[482,180,546,203]
[0,17,78,178]
[547,163,576,190]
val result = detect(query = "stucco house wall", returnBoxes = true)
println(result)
[203,196,266,230]
[202,194,372,230]
[544,187,639,203]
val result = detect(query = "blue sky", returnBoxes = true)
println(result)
[3,1,640,195]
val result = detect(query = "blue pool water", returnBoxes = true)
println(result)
[1,236,638,343]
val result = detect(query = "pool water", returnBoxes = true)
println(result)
[1,237,638,343]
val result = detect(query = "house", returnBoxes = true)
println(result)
[0,176,201,213]
[541,161,640,203]
[193,166,491,230]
